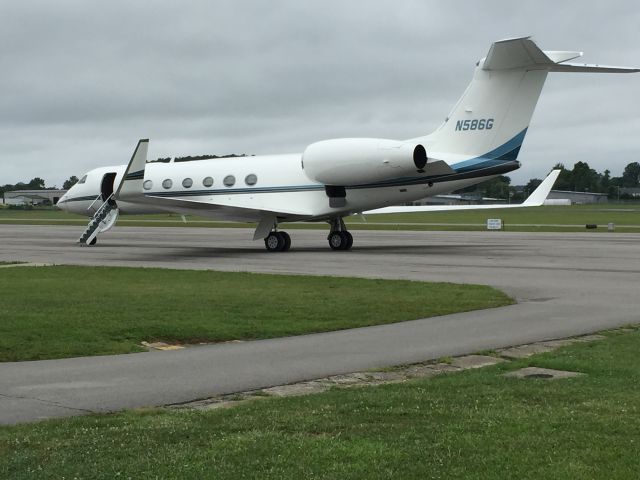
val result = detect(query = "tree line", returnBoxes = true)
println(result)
[460,161,640,202]
[0,176,78,198]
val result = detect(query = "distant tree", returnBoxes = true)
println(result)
[552,163,573,191]
[622,162,640,187]
[482,175,511,200]
[571,161,600,192]
[524,178,542,196]
[63,175,79,190]
[453,161,639,203]
[26,177,45,189]
[601,169,618,198]
[601,169,611,190]
[551,162,603,192]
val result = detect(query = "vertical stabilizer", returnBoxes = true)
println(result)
[411,37,638,171]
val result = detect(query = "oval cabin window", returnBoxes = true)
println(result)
[223,175,236,187]
[162,179,173,189]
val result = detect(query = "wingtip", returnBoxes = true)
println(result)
[522,169,561,206]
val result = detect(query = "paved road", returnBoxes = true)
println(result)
[1,225,639,424]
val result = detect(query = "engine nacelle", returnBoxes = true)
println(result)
[302,138,428,186]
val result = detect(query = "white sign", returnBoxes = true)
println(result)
[487,218,503,230]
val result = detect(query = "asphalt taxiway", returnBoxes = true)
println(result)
[1,225,639,424]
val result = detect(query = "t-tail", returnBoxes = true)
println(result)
[412,37,639,176]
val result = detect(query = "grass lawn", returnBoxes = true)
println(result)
[1,328,638,478]
[0,266,512,362]
[1,204,639,231]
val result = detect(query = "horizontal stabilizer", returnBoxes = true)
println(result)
[363,170,560,215]
[548,63,640,73]
[483,37,639,73]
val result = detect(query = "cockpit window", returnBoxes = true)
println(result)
[78,175,87,184]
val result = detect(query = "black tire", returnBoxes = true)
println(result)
[280,231,291,251]
[344,231,353,250]
[89,237,97,246]
[328,231,348,250]
[264,232,283,252]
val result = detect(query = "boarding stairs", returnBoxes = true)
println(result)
[77,194,119,246]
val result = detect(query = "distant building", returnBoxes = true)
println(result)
[619,187,640,198]
[546,190,608,204]
[2,189,67,206]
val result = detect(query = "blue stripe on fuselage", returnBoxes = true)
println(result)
[451,128,527,172]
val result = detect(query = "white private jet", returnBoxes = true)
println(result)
[57,37,638,251]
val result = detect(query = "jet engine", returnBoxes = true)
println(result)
[302,138,428,185]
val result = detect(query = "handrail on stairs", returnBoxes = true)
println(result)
[86,194,103,214]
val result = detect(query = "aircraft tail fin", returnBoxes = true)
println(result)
[413,37,638,169]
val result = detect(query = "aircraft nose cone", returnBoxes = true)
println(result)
[56,196,67,211]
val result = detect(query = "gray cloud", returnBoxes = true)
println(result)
[1,0,638,187]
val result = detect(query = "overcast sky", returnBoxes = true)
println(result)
[1,0,638,187]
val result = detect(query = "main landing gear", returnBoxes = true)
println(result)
[327,217,353,251]
[264,231,291,252]
[262,217,353,252]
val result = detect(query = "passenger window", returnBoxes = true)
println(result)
[182,178,193,188]
[245,174,258,186]
[162,179,173,189]
[203,177,214,187]
[143,180,153,190]
[223,175,236,187]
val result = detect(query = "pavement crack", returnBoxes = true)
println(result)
[0,391,96,415]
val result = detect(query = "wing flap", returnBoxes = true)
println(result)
[482,37,639,73]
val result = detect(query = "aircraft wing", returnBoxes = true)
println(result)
[363,170,560,215]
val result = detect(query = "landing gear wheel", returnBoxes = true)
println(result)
[264,232,291,252]
[344,231,353,250]
[328,231,350,250]
[280,231,291,252]
[89,237,97,246]
[265,232,283,252]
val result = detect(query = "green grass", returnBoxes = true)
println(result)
[1,204,639,231]
[1,328,639,479]
[0,266,512,362]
